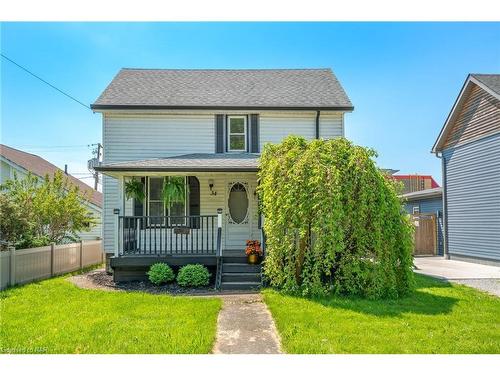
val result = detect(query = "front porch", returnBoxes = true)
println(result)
[95,153,264,289]
[111,212,265,289]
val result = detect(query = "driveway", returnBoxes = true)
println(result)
[414,257,500,297]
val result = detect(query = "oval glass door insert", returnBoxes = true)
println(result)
[228,182,249,224]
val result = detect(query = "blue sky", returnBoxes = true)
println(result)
[1,22,499,188]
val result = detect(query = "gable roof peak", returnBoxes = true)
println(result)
[92,68,353,111]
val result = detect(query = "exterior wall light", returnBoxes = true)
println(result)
[208,179,217,196]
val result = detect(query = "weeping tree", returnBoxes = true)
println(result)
[258,136,414,298]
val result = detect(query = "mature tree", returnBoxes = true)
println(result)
[0,194,30,250]
[0,171,95,248]
[258,136,414,298]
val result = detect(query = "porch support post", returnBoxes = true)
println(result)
[114,210,120,257]
[114,176,124,257]
[217,208,223,228]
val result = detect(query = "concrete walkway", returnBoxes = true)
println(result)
[414,257,500,296]
[212,294,282,354]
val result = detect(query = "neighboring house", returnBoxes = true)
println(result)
[432,74,500,266]
[92,68,353,287]
[391,174,440,194]
[0,144,103,241]
[402,187,444,256]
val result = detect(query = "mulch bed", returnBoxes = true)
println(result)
[69,268,216,295]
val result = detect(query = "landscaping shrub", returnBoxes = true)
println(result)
[258,136,414,298]
[147,263,175,285]
[177,264,211,287]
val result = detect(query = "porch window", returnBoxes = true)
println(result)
[147,176,187,226]
[227,116,247,152]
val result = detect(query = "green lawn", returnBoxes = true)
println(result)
[0,277,222,354]
[263,274,500,354]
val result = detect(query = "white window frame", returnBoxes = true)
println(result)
[227,115,247,152]
[412,206,420,214]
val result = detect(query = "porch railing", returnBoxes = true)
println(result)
[119,215,218,255]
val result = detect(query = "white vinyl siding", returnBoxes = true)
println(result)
[259,111,344,151]
[102,113,216,252]
[104,113,215,162]
[319,112,344,139]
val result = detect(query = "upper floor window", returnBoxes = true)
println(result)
[227,116,247,152]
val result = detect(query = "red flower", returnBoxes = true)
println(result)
[245,240,262,256]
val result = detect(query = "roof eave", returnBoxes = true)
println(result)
[94,166,259,173]
[90,104,354,112]
[432,75,473,153]
[432,74,500,153]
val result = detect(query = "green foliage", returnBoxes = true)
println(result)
[147,263,175,285]
[161,176,186,207]
[258,136,414,299]
[124,178,145,202]
[263,274,500,353]
[0,194,30,250]
[0,171,96,248]
[0,277,222,353]
[176,264,211,287]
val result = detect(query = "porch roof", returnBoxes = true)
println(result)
[95,153,260,173]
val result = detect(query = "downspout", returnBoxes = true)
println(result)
[315,111,320,139]
[434,151,449,259]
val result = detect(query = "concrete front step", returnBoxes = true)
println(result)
[222,256,248,263]
[222,272,261,282]
[220,281,262,291]
[223,263,262,273]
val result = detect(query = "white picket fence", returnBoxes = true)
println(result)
[0,240,103,290]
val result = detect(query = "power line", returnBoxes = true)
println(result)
[9,144,91,149]
[1,53,91,110]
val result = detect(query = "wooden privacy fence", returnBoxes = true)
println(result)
[411,214,437,256]
[0,240,103,290]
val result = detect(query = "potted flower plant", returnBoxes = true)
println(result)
[245,240,262,264]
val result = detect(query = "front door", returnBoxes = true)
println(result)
[225,180,251,249]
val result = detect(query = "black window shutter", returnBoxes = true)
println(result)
[250,114,259,153]
[133,177,146,229]
[133,177,145,216]
[188,176,200,228]
[215,114,225,153]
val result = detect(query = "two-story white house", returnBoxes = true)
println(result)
[92,68,353,289]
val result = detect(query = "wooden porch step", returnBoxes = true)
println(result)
[222,272,261,283]
[222,256,248,263]
[223,263,261,273]
[222,249,246,256]
[220,281,261,291]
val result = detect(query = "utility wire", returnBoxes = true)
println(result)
[1,53,91,110]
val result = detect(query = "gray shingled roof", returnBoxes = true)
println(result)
[92,69,353,110]
[95,153,259,172]
[1,144,102,207]
[472,74,500,96]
